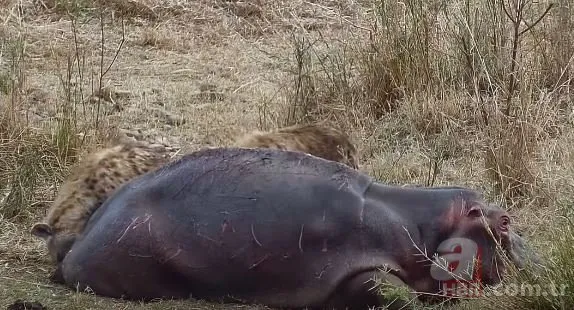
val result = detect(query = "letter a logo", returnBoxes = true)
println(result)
[430,237,479,281]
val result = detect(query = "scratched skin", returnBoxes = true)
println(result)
[54,147,538,310]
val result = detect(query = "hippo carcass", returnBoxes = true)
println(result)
[54,147,535,309]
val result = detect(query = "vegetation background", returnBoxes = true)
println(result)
[0,0,573,309]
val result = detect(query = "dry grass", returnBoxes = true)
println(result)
[0,0,573,309]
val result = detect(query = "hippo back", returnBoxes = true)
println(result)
[82,147,374,233]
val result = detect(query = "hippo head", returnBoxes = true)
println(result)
[435,198,536,288]
[30,223,76,264]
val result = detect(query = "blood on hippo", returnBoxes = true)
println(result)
[54,147,539,309]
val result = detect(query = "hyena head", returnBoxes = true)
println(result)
[31,223,76,264]
[30,141,172,264]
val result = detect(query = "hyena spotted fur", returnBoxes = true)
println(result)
[31,141,172,264]
[233,123,360,169]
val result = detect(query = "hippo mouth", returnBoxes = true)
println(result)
[504,231,543,270]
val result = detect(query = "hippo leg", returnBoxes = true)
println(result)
[324,271,418,310]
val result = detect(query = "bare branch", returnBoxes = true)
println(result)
[502,2,516,23]
[102,17,126,78]
[519,3,555,36]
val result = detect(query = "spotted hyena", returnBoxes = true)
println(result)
[233,123,360,169]
[31,141,172,264]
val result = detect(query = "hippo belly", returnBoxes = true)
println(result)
[59,148,401,308]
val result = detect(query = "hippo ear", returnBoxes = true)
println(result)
[31,223,53,240]
[466,204,484,218]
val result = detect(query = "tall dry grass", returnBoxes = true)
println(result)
[280,0,574,308]
[282,0,572,201]
[0,6,125,222]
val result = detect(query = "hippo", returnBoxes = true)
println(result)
[53,147,537,309]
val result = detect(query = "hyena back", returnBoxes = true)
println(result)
[233,123,359,169]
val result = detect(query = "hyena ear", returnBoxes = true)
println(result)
[31,223,53,240]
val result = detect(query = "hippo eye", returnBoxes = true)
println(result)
[499,216,510,231]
